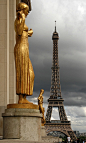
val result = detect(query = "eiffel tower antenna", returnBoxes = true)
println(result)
[45,22,76,140]
[55,21,56,32]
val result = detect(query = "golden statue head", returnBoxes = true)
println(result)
[40,89,44,95]
[16,2,29,17]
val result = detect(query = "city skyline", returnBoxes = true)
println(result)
[26,0,86,132]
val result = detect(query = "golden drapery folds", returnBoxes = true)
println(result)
[14,2,35,97]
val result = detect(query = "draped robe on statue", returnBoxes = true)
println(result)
[14,20,35,96]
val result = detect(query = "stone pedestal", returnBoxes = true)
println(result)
[2,108,42,141]
[41,126,46,137]
[42,136,62,142]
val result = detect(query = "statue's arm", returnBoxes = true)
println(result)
[15,14,25,35]
[28,29,33,37]
[38,96,41,101]
[41,96,43,103]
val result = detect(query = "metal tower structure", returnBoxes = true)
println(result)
[45,21,76,140]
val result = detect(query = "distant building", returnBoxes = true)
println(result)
[74,131,86,137]
[74,131,80,137]
[79,133,86,137]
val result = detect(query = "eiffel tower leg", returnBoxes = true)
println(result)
[59,106,67,121]
[45,106,52,122]
[45,124,77,141]
[68,130,77,141]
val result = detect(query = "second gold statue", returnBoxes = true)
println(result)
[14,2,35,104]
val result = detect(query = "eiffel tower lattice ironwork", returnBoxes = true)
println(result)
[45,21,76,140]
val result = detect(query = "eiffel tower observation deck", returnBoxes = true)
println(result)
[45,21,76,140]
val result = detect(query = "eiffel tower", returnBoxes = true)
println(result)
[45,21,76,140]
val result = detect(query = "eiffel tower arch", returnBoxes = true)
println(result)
[45,21,76,140]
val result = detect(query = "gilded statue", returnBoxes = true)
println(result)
[14,2,35,104]
[38,89,46,126]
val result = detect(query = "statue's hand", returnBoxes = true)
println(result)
[21,13,25,20]
[28,29,33,37]
[30,29,33,32]
[17,11,25,21]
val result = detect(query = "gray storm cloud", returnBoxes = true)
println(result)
[26,0,86,132]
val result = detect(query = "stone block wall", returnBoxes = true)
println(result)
[0,0,20,136]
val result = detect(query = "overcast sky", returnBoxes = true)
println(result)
[25,0,86,133]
